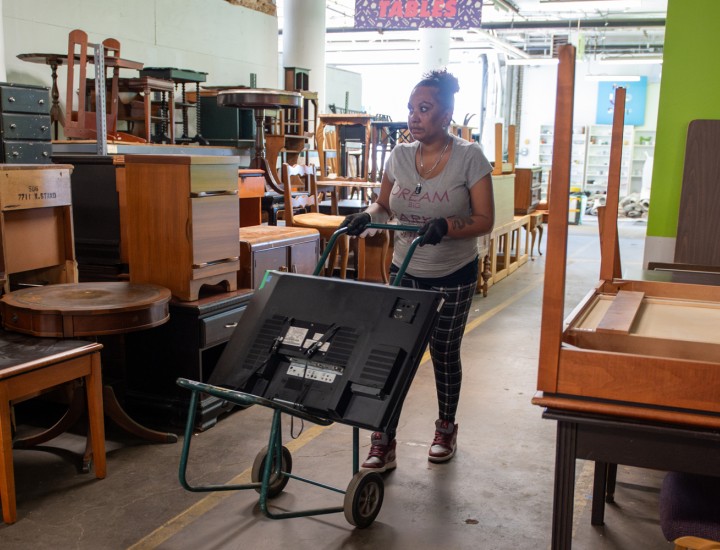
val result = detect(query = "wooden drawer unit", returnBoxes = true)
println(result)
[123,289,253,431]
[124,155,241,301]
[514,167,542,214]
[238,225,320,289]
[0,164,78,293]
[0,83,52,164]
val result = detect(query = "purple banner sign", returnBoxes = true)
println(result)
[354,0,483,30]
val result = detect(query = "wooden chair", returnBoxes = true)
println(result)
[64,29,143,142]
[280,163,349,278]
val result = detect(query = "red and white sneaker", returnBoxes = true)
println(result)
[361,432,397,472]
[428,419,458,463]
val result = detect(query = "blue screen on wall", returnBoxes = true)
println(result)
[595,77,647,126]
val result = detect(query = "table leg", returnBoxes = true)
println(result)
[101,386,177,444]
[552,420,577,550]
[0,384,18,524]
[12,381,85,448]
[592,461,608,525]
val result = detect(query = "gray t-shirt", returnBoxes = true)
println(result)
[385,134,493,278]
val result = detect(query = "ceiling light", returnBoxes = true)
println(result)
[585,74,642,82]
[599,57,663,65]
[538,1,641,11]
[506,58,559,66]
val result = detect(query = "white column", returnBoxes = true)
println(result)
[419,28,451,74]
[0,0,6,81]
[282,0,326,110]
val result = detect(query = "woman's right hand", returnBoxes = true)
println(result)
[340,212,371,236]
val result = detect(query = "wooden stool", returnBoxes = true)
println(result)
[0,332,105,524]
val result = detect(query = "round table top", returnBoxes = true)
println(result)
[217,88,302,109]
[1,282,171,338]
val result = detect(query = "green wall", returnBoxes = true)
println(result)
[647,0,720,238]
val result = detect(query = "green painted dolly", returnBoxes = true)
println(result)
[176,224,427,528]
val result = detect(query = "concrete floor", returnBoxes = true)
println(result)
[1,217,676,549]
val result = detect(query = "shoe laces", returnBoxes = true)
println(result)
[367,443,389,459]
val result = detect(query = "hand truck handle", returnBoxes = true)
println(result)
[313,223,423,282]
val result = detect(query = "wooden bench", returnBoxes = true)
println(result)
[0,332,105,524]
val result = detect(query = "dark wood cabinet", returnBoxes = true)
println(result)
[514,167,542,214]
[238,225,320,289]
[123,289,253,431]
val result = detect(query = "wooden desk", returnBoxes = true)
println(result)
[0,332,105,524]
[0,282,175,471]
[533,402,720,550]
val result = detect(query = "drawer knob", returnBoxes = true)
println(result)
[9,124,16,130]
[38,99,45,105]
[41,126,48,131]
[224,322,238,329]
[42,151,49,157]
[8,97,15,102]
[11,151,19,157]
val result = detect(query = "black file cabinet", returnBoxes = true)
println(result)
[0,83,52,163]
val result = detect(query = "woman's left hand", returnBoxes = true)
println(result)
[418,218,448,246]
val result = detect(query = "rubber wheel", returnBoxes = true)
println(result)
[344,470,384,528]
[251,445,292,498]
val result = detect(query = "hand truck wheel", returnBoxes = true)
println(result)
[343,470,384,528]
[251,445,293,498]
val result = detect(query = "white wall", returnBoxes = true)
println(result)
[325,66,362,113]
[3,0,278,133]
[518,61,662,168]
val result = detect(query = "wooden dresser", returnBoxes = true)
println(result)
[124,155,241,301]
[514,167,542,214]
[238,225,320,289]
[123,289,253,430]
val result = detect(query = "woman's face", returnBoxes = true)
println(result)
[407,85,451,143]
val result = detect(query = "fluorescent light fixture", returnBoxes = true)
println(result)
[599,57,663,65]
[506,58,559,66]
[538,0,641,11]
[585,74,642,82]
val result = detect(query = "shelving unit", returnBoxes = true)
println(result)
[585,124,633,196]
[630,130,656,196]
[538,124,587,198]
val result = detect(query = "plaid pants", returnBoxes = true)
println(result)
[385,273,477,438]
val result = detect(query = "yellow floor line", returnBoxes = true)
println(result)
[129,274,545,549]
[127,423,330,550]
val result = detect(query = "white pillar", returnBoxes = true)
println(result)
[419,28,451,74]
[282,0,326,110]
[0,0,6,81]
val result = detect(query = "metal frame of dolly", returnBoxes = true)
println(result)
[176,223,422,528]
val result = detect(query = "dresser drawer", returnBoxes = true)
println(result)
[200,303,247,348]
[1,113,51,140]
[2,140,52,163]
[0,85,50,114]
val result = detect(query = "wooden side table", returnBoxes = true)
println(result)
[0,282,175,473]
[0,331,105,524]
[316,113,373,180]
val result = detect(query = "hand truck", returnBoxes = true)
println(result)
[176,223,428,528]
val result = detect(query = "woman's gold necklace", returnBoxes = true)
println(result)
[415,136,451,194]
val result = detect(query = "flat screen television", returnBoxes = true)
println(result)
[208,271,444,432]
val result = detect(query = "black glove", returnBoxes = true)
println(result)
[418,218,448,246]
[340,212,371,236]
